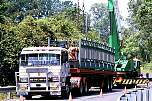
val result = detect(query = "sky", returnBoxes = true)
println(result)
[62,0,129,27]
[69,0,129,19]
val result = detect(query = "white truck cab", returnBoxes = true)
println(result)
[15,47,70,98]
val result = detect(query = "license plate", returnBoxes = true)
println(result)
[51,87,57,90]
[36,84,41,87]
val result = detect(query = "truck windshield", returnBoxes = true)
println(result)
[20,53,60,66]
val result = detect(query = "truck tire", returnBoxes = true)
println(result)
[24,94,32,100]
[62,84,70,98]
[84,81,88,94]
[79,81,83,95]
[107,77,113,91]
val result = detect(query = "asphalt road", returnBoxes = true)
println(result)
[11,89,124,101]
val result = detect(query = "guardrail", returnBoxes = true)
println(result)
[0,86,16,100]
[119,87,152,101]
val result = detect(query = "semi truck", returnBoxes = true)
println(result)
[15,39,117,98]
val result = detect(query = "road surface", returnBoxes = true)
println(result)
[10,89,124,101]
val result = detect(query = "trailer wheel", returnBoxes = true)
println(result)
[84,81,88,94]
[24,94,32,100]
[66,84,70,95]
[79,81,83,95]
[62,84,70,98]
[108,77,113,91]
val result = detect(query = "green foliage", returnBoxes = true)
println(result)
[0,0,10,23]
[87,30,101,42]
[60,7,84,31]
[7,0,75,22]
[0,23,19,85]
[0,93,7,100]
[90,3,110,37]
[14,16,48,47]
[122,0,152,63]
[14,15,83,45]
[141,62,152,73]
[121,28,140,59]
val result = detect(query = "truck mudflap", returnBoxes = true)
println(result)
[113,78,149,85]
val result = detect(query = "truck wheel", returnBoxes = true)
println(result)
[66,84,70,95]
[84,82,88,94]
[24,94,32,100]
[79,81,83,95]
[108,78,113,91]
[62,84,70,98]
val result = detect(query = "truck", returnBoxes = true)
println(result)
[15,39,117,99]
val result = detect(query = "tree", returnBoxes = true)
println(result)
[0,0,10,23]
[126,0,152,62]
[6,0,76,22]
[90,3,110,39]
[121,0,152,73]
[87,29,101,42]
[0,0,18,85]
[121,28,140,59]
[0,22,20,85]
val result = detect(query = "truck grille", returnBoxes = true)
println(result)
[30,78,46,83]
[30,87,46,90]
[26,68,48,73]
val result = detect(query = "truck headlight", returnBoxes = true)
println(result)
[20,78,28,83]
[50,83,60,90]
[19,84,28,91]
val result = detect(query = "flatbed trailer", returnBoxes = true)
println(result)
[70,68,126,75]
[69,68,126,92]
[69,68,127,92]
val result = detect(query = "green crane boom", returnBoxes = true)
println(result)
[108,0,120,61]
[107,0,140,75]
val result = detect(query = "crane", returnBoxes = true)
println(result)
[107,0,147,87]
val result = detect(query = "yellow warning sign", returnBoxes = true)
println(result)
[113,79,149,85]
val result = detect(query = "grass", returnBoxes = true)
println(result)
[0,93,7,100]
[141,62,152,73]
[0,92,18,100]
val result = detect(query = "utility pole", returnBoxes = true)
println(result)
[77,0,80,26]
[82,0,85,33]
[82,0,88,40]
[85,13,88,34]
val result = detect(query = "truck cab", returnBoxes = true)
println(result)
[15,47,70,98]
